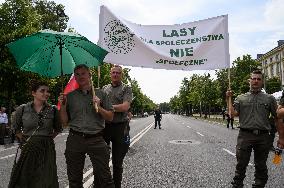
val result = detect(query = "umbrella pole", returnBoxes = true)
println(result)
[91,74,99,112]
[60,39,64,91]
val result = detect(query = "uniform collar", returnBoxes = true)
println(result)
[111,82,122,88]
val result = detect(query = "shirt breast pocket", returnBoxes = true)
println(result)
[42,114,54,127]
[258,103,269,111]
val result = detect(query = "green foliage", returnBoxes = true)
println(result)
[170,54,263,115]
[0,0,69,112]
[34,0,69,31]
[159,102,170,112]
[265,76,281,94]
[230,54,260,96]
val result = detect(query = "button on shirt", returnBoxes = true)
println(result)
[0,112,8,124]
[234,91,277,130]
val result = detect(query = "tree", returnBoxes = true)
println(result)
[159,102,170,113]
[179,77,191,116]
[265,76,281,94]
[0,0,69,115]
[230,55,261,96]
[34,0,69,31]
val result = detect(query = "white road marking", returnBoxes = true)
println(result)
[0,154,15,160]
[222,148,253,166]
[186,126,191,128]
[66,122,155,188]
[0,146,17,153]
[196,132,204,137]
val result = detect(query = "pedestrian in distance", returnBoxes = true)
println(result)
[103,65,133,188]
[225,111,234,129]
[154,107,162,129]
[226,70,278,188]
[8,80,62,188]
[58,64,115,188]
[0,106,8,145]
[9,105,18,144]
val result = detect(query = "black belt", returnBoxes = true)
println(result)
[240,128,269,135]
[106,121,127,126]
[69,129,102,138]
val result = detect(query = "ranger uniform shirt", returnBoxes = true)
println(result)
[234,91,277,130]
[103,83,132,123]
[66,88,113,134]
[13,102,61,136]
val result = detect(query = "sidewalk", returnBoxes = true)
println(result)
[191,114,240,127]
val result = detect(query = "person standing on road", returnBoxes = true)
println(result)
[58,64,114,188]
[226,70,278,188]
[8,80,62,188]
[154,107,162,129]
[273,95,284,151]
[268,116,277,151]
[225,111,234,129]
[0,107,8,145]
[103,65,133,188]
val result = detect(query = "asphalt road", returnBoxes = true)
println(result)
[1,114,284,188]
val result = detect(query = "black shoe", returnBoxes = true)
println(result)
[159,127,161,129]
[154,127,156,129]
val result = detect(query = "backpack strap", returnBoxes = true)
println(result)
[19,104,25,132]
[52,105,57,130]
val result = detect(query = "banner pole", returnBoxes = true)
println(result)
[91,73,99,112]
[97,66,101,88]
[227,67,232,118]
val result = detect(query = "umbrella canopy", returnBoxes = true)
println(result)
[6,29,108,77]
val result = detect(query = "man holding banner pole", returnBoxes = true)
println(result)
[58,64,115,188]
[103,65,133,188]
[226,70,278,188]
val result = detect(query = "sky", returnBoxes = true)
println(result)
[2,0,284,103]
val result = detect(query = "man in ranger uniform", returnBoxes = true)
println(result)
[59,64,114,188]
[226,70,278,188]
[103,65,133,188]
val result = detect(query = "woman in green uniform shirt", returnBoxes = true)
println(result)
[8,80,62,188]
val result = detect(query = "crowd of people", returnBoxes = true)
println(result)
[2,64,133,188]
[2,68,284,188]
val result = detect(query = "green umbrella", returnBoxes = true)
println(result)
[6,29,108,77]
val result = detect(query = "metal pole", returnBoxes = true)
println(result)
[59,38,64,91]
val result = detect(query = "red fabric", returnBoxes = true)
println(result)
[57,74,79,110]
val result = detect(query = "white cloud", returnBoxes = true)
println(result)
[264,0,284,26]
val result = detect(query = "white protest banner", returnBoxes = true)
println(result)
[98,5,229,71]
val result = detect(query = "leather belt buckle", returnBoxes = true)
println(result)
[252,130,260,135]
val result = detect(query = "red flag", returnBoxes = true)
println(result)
[57,74,79,110]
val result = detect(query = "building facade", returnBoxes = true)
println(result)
[257,40,284,88]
